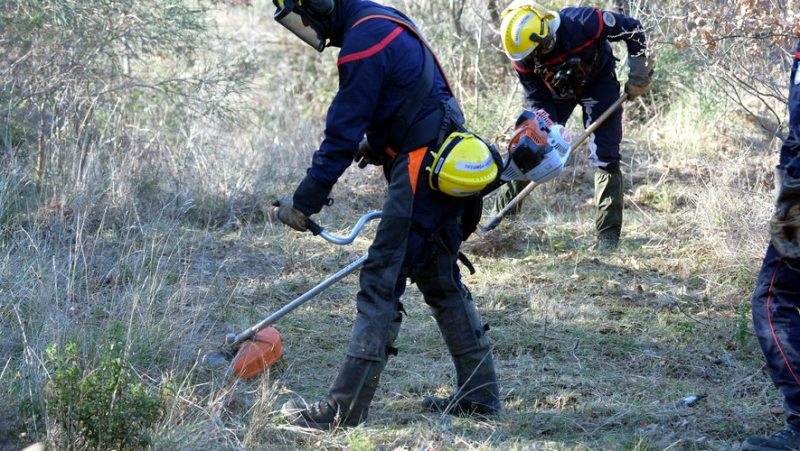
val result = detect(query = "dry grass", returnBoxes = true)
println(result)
[0,0,793,450]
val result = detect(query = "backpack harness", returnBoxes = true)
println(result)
[349,7,466,155]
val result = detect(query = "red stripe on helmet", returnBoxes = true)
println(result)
[337,26,404,66]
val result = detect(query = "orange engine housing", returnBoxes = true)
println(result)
[508,109,553,151]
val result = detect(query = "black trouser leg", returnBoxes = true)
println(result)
[415,237,500,413]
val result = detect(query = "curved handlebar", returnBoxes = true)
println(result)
[306,211,382,245]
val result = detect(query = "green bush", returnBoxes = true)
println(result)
[45,340,164,450]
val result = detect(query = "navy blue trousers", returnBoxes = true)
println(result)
[752,243,800,429]
[549,71,623,171]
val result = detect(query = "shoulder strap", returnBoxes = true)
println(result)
[542,8,604,66]
[350,7,464,152]
[389,47,435,152]
[351,7,458,100]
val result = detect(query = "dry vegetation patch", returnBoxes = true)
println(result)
[0,0,796,449]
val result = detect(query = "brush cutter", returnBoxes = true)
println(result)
[203,211,382,379]
[481,93,629,232]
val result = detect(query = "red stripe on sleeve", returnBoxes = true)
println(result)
[337,26,403,66]
[593,8,605,40]
[543,9,605,66]
[796,51,800,59]
[514,62,534,73]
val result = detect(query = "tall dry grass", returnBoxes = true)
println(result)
[0,0,795,449]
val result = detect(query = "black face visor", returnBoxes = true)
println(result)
[274,2,327,52]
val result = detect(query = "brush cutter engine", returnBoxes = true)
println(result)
[500,109,573,184]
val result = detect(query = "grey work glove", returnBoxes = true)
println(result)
[271,196,309,232]
[353,137,381,169]
[625,56,652,101]
[770,167,800,258]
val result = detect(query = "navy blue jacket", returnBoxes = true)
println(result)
[782,40,800,178]
[293,1,452,215]
[514,7,646,109]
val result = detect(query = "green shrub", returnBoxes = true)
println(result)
[45,340,164,450]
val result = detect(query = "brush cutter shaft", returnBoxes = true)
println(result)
[482,182,540,232]
[481,93,628,232]
[228,254,368,348]
[572,93,628,149]
[225,211,382,348]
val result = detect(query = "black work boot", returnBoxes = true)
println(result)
[282,357,375,430]
[595,167,624,250]
[422,347,502,417]
[329,313,402,424]
[281,397,364,431]
[741,427,800,450]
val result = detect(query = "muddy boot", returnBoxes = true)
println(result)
[492,180,529,216]
[422,346,502,417]
[741,426,800,450]
[282,357,374,430]
[282,307,404,431]
[336,309,403,424]
[416,239,501,417]
[595,167,624,250]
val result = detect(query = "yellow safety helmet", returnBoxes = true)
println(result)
[428,132,499,197]
[500,0,557,61]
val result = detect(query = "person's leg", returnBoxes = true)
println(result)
[411,215,500,416]
[594,167,623,249]
[326,298,404,422]
[491,179,529,215]
[743,245,800,450]
[580,75,624,249]
[282,150,421,430]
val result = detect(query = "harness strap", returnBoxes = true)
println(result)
[351,10,459,98]
[389,48,435,153]
[459,252,476,275]
[416,226,477,275]
[350,7,463,153]
[541,8,604,66]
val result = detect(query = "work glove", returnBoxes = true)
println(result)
[271,196,309,232]
[625,56,652,101]
[770,167,800,258]
[293,173,333,216]
[353,137,381,169]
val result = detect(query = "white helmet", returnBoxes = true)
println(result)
[500,109,572,183]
